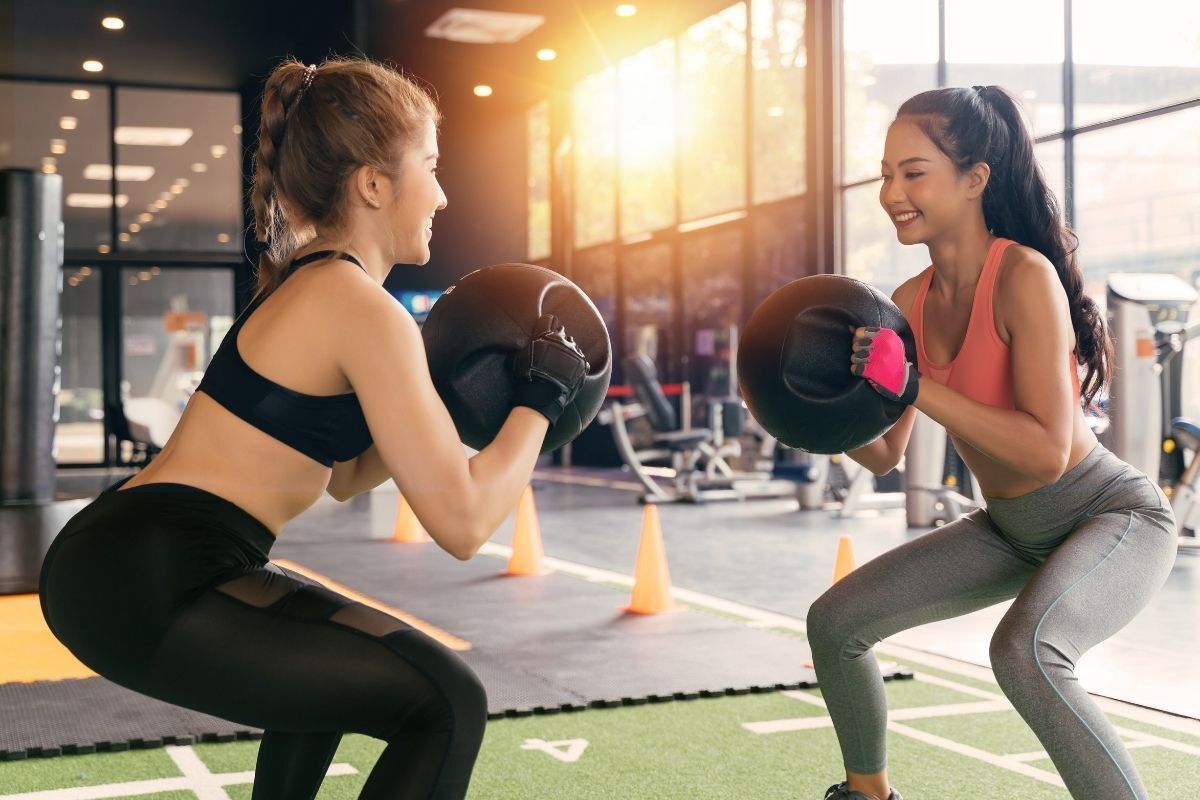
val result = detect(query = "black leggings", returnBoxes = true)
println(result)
[38,480,486,800]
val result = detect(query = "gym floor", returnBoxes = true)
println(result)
[4,470,1198,798]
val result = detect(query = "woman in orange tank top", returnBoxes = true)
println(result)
[810,86,1177,800]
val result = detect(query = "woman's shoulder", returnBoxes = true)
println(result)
[260,258,416,346]
[995,242,1059,302]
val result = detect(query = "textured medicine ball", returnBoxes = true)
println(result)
[422,263,612,453]
[737,274,915,454]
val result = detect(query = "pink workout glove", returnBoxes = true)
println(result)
[850,326,920,405]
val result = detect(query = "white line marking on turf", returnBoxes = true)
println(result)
[520,738,589,762]
[886,722,1066,787]
[744,700,1009,734]
[478,542,1200,740]
[0,745,358,800]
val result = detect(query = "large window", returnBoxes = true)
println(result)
[572,245,618,342]
[679,4,747,222]
[753,198,808,307]
[1073,0,1200,127]
[1073,107,1200,296]
[572,69,617,249]
[527,100,551,261]
[3,80,246,466]
[0,81,242,258]
[682,227,743,401]
[840,0,1200,307]
[116,89,242,254]
[944,0,1065,134]
[843,181,928,297]
[58,267,104,464]
[0,81,113,251]
[555,1,812,392]
[541,0,1199,408]
[841,0,938,185]
[121,267,235,448]
[619,41,677,237]
[622,242,676,377]
[752,0,806,203]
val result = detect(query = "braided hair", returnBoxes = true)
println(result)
[249,57,441,299]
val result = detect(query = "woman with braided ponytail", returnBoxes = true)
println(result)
[39,57,590,799]
[808,86,1177,800]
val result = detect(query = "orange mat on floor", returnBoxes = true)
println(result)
[2,563,469,685]
[0,594,94,683]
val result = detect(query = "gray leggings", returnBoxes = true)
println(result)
[808,443,1177,799]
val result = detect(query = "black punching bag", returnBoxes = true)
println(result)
[738,274,915,454]
[422,263,612,453]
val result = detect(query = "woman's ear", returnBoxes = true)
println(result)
[353,164,383,208]
[965,161,991,200]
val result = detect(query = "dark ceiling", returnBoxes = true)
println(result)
[1,0,744,263]
[4,0,741,105]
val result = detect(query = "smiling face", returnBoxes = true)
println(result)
[387,117,447,266]
[879,116,986,246]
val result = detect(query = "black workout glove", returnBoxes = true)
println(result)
[512,314,590,425]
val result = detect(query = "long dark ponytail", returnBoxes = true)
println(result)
[895,85,1112,410]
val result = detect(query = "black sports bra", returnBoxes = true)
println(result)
[195,250,374,467]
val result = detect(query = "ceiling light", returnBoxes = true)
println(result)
[118,232,131,242]
[98,244,111,254]
[71,89,90,101]
[79,267,92,276]
[68,277,80,287]
[114,127,193,146]
[42,157,57,167]
[138,212,153,222]
[82,60,104,73]
[150,267,160,275]
[169,185,184,194]
[174,178,190,188]
[217,233,231,243]
[128,276,138,286]
[60,116,78,130]
[153,199,167,209]
[67,193,129,208]
[191,162,207,173]
[473,85,493,97]
[210,145,227,158]
[138,271,152,280]
[41,165,57,174]
[101,16,124,30]
[425,8,545,44]
[233,124,242,135]
[50,139,67,154]
[128,223,141,233]
[616,4,637,17]
[83,164,156,182]
[537,49,557,61]
[159,191,173,201]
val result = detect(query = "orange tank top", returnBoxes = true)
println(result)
[909,238,1081,410]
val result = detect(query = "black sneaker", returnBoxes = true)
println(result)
[823,782,904,800]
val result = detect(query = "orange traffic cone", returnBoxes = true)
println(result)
[804,535,859,669]
[832,534,857,584]
[505,486,552,576]
[623,504,679,615]
[393,494,431,543]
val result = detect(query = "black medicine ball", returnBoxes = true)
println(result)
[737,274,915,454]
[422,263,612,453]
